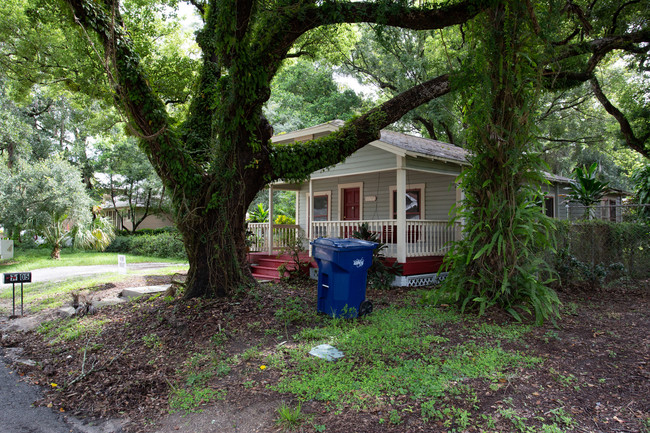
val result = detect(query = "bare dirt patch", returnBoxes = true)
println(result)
[1,275,648,433]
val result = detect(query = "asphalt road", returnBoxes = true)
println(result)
[0,347,82,433]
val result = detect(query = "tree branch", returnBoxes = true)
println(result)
[440,120,455,145]
[268,74,451,181]
[187,0,206,16]
[235,0,255,41]
[262,0,488,74]
[590,76,649,158]
[608,0,640,36]
[543,29,650,87]
[564,1,593,35]
[62,0,201,193]
[414,115,437,140]
[550,30,650,63]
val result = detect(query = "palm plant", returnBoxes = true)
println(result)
[72,216,116,252]
[248,203,269,222]
[569,162,609,219]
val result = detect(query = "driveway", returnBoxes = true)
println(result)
[0,263,182,432]
[1,262,185,289]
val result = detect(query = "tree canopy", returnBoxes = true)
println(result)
[2,0,648,309]
[0,158,93,258]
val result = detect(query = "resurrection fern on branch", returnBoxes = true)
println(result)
[44,0,650,300]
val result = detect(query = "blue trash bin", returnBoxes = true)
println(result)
[310,238,378,318]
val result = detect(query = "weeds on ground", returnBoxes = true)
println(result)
[168,386,226,413]
[272,303,547,431]
[167,332,233,414]
[275,402,305,431]
[37,317,109,344]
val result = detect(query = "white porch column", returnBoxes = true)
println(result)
[396,156,407,263]
[308,178,313,257]
[295,191,299,227]
[455,183,465,241]
[267,185,274,255]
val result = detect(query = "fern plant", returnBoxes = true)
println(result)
[352,223,402,290]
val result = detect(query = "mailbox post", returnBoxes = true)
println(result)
[4,272,31,317]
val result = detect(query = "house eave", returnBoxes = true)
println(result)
[271,120,344,144]
[369,140,469,167]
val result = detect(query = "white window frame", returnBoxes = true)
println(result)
[306,191,332,223]
[389,183,426,220]
[337,182,364,221]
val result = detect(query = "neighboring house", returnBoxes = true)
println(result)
[249,120,625,286]
[542,173,627,222]
[102,198,174,232]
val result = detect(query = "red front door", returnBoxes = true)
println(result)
[343,187,360,220]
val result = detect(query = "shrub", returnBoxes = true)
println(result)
[106,230,186,259]
[352,223,402,290]
[274,214,295,225]
[115,226,178,237]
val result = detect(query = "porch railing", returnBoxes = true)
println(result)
[310,220,459,257]
[247,223,301,252]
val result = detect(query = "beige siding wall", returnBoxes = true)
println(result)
[126,213,174,231]
[104,209,174,231]
[310,145,396,179]
[297,170,458,234]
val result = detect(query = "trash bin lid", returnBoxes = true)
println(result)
[310,237,377,250]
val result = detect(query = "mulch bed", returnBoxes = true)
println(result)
[2,275,649,432]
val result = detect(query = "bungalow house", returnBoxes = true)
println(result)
[248,120,626,285]
[101,198,174,232]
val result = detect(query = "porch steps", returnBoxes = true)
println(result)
[251,258,292,281]
[248,253,314,282]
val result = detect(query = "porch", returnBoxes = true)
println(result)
[248,219,458,257]
[248,219,458,283]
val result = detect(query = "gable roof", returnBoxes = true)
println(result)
[373,130,468,165]
[271,121,615,190]
[271,119,468,166]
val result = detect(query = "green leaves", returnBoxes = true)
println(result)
[432,1,560,325]
[569,162,609,209]
[265,59,365,134]
[0,157,94,257]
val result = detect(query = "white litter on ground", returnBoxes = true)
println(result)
[309,344,344,361]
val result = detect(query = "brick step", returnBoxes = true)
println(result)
[257,258,300,270]
[250,264,289,279]
[251,272,280,282]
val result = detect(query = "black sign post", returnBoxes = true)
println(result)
[4,272,31,316]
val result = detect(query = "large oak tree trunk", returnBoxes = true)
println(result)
[177,178,257,299]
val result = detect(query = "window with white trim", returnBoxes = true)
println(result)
[313,194,329,221]
[307,191,331,238]
[389,184,425,220]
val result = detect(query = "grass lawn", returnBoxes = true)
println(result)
[0,247,186,273]
[0,265,188,312]
[0,247,188,313]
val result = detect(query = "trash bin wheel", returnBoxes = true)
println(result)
[359,300,373,317]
